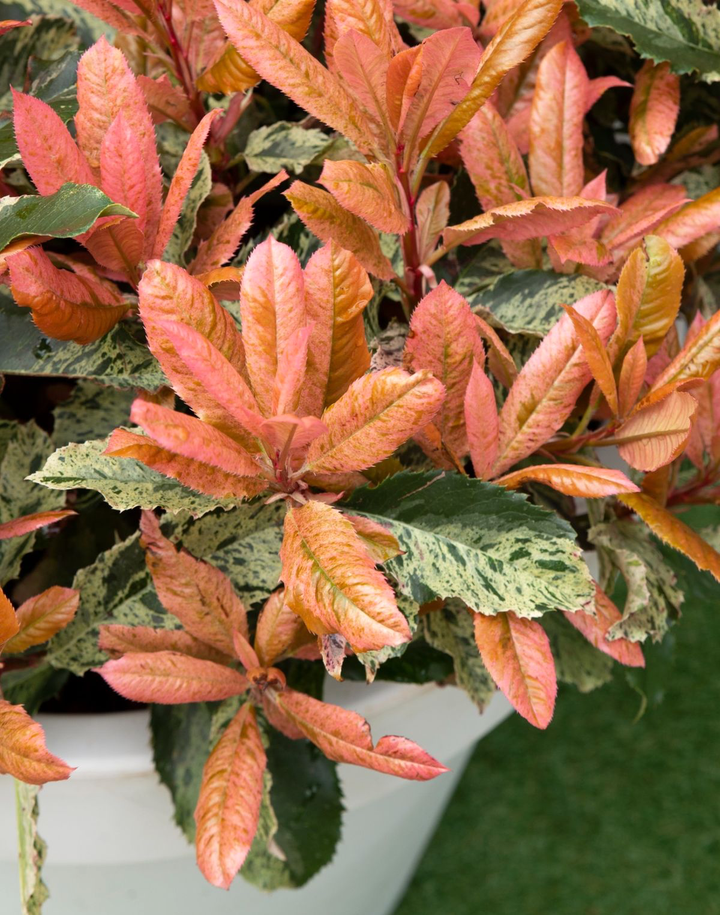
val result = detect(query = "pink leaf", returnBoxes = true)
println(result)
[629,61,680,166]
[585,75,631,112]
[99,624,232,662]
[494,290,616,475]
[496,464,639,496]
[195,703,266,889]
[405,282,484,457]
[473,610,556,729]
[613,390,697,472]
[153,110,223,258]
[271,687,448,779]
[618,338,647,418]
[529,40,587,197]
[464,361,499,479]
[99,111,149,233]
[98,651,249,704]
[240,236,306,416]
[4,587,79,654]
[140,510,250,653]
[11,90,94,195]
[333,30,392,150]
[0,510,75,541]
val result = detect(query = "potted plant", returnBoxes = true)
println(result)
[1,0,719,911]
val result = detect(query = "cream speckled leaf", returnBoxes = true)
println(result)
[15,781,48,915]
[346,471,593,618]
[576,0,720,82]
[422,601,495,711]
[589,520,683,642]
[243,122,335,175]
[29,438,246,515]
[0,420,66,586]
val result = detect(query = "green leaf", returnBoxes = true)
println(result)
[542,612,614,693]
[469,270,607,337]
[1,664,69,715]
[241,771,291,889]
[345,472,593,618]
[0,419,66,584]
[263,731,342,887]
[243,122,335,175]
[0,49,79,167]
[28,437,239,516]
[150,702,214,842]
[46,505,284,674]
[576,0,720,82]
[0,183,137,252]
[1,0,111,43]
[0,16,78,110]
[52,381,135,449]
[163,152,212,266]
[422,601,496,711]
[0,289,165,389]
[589,520,684,643]
[15,780,49,915]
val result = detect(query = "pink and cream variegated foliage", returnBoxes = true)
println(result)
[97,512,447,888]
[6,36,286,344]
[105,237,444,666]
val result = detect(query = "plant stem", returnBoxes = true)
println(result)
[396,151,423,315]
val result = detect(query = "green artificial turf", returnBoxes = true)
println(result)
[394,542,720,915]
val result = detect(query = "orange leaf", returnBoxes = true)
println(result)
[599,184,687,261]
[562,303,618,414]
[0,510,75,541]
[105,430,267,501]
[140,510,250,654]
[137,74,195,131]
[618,338,647,418]
[195,703,266,889]
[271,687,448,779]
[99,111,149,234]
[459,102,540,268]
[344,514,401,563]
[405,282,484,457]
[649,309,720,391]
[333,29,393,151]
[0,700,73,784]
[563,584,644,668]
[98,624,231,663]
[3,587,79,654]
[464,361,499,480]
[425,0,564,157]
[618,492,720,583]
[254,589,314,667]
[12,90,94,195]
[494,290,616,476]
[319,160,408,235]
[325,0,397,61]
[285,180,395,280]
[629,61,680,167]
[443,196,616,249]
[474,314,518,388]
[611,390,697,472]
[307,367,445,473]
[0,588,19,649]
[98,651,249,704]
[280,500,411,651]
[386,45,423,133]
[152,109,223,258]
[416,180,451,263]
[8,247,127,344]
[239,236,306,416]
[655,187,720,252]
[497,464,639,497]
[301,241,373,417]
[214,0,374,153]
[139,260,249,441]
[189,171,288,275]
[473,610,556,729]
[529,40,587,197]
[613,235,684,359]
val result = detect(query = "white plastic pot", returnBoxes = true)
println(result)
[0,679,512,915]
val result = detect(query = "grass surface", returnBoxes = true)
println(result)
[394,547,720,915]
